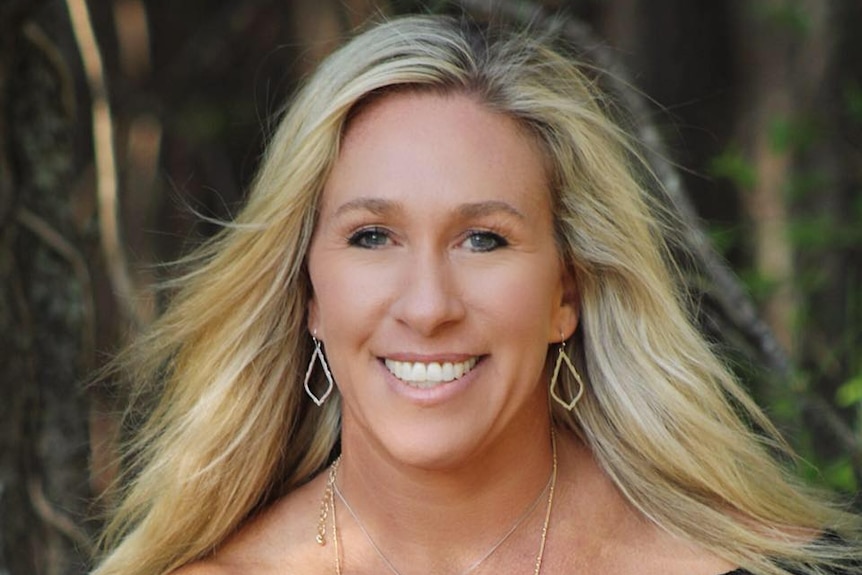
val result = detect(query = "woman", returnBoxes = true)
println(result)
[92,15,860,575]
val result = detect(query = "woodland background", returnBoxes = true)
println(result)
[1,0,862,573]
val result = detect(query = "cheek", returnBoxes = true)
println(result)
[308,255,394,336]
[468,264,563,333]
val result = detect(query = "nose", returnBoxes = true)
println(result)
[390,248,466,336]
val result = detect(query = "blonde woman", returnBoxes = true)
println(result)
[92,15,861,575]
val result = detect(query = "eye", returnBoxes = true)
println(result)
[348,227,391,249]
[463,231,508,252]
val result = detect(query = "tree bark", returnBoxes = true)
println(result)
[0,1,95,573]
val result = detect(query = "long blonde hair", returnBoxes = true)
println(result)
[93,15,860,575]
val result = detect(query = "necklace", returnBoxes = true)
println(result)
[317,431,558,575]
[317,459,342,574]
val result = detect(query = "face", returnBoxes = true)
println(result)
[307,91,578,470]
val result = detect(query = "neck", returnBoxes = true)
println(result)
[335,415,556,572]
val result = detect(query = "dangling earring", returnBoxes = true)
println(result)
[304,333,335,406]
[550,337,585,411]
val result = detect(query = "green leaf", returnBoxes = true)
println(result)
[835,375,862,407]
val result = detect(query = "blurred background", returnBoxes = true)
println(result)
[1,0,861,572]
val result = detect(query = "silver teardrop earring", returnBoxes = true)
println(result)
[549,336,585,411]
[304,333,335,406]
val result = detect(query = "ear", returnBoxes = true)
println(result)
[552,267,579,343]
[307,295,321,338]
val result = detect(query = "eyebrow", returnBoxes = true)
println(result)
[333,197,398,218]
[332,197,525,220]
[457,200,525,220]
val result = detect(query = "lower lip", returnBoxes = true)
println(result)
[378,358,483,406]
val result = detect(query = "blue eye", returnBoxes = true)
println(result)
[464,231,508,252]
[348,227,390,249]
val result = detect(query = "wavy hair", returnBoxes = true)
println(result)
[92,15,860,575]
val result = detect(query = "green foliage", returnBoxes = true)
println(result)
[769,116,818,154]
[783,169,826,202]
[709,148,756,190]
[706,224,740,256]
[819,457,858,493]
[738,268,781,303]
[791,388,858,493]
[770,393,804,423]
[751,0,810,36]
[836,375,862,408]
[708,113,862,492]
[789,214,862,251]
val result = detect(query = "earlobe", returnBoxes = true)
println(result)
[558,302,579,342]
[307,297,320,337]
[558,269,579,341]
[549,290,579,343]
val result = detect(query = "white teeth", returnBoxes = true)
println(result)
[454,362,465,378]
[411,363,427,381]
[426,362,442,381]
[441,363,454,380]
[384,357,479,388]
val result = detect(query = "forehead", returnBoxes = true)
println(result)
[320,90,551,217]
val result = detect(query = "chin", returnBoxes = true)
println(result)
[359,419,494,472]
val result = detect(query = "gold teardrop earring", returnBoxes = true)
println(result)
[549,336,585,411]
[304,332,335,406]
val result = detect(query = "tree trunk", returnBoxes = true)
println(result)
[732,0,804,358]
[0,1,95,572]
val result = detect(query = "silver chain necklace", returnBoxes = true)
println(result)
[319,431,558,575]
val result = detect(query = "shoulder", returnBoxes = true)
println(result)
[171,471,333,575]
[551,433,739,575]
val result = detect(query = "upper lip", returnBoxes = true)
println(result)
[379,353,481,363]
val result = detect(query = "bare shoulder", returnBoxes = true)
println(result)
[552,432,737,575]
[171,471,333,575]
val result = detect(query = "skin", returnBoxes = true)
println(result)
[173,91,737,575]
[308,88,577,474]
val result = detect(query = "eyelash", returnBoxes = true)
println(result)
[462,230,509,252]
[346,227,510,252]
[347,227,391,249]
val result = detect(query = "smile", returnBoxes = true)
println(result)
[384,357,479,388]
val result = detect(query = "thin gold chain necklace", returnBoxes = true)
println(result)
[317,432,558,575]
